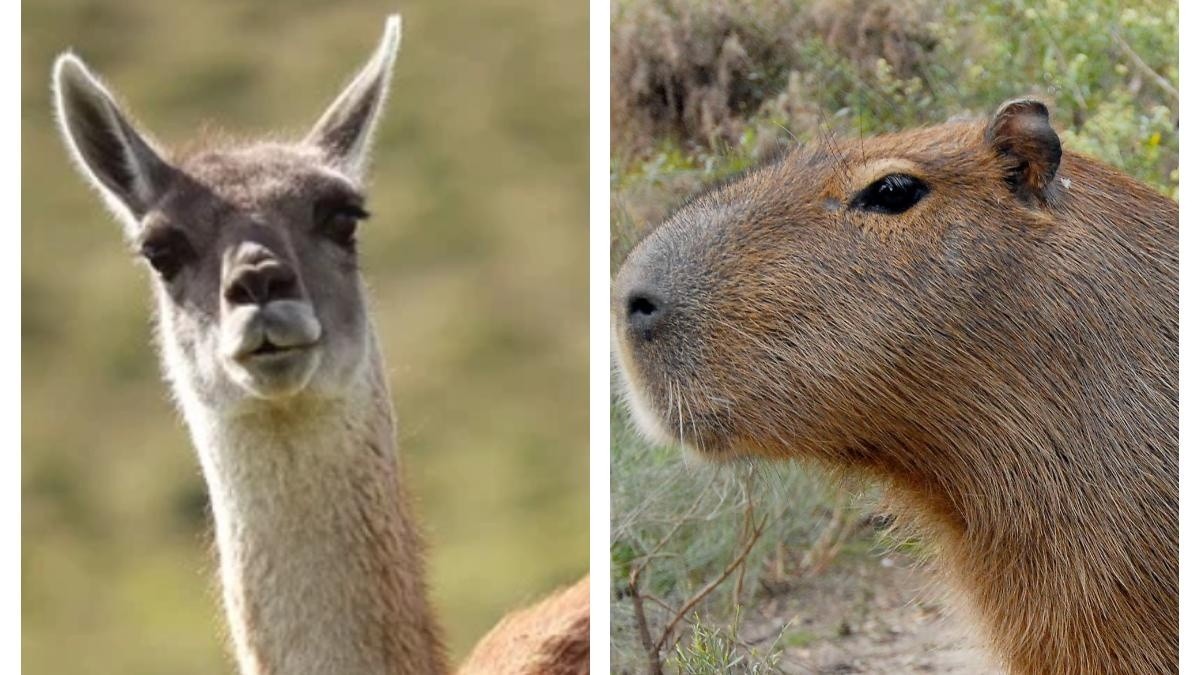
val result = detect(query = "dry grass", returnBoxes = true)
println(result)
[611,0,935,159]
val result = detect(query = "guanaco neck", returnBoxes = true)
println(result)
[174,341,448,675]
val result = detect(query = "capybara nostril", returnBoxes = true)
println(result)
[626,291,665,339]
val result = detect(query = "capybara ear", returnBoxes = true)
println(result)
[984,98,1062,203]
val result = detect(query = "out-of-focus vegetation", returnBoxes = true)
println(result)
[23,2,587,673]
[611,0,1176,671]
[611,400,871,673]
[612,0,1177,200]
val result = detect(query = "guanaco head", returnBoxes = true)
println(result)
[613,100,1070,461]
[53,16,402,411]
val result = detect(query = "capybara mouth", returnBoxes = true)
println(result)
[614,349,744,460]
[250,340,289,356]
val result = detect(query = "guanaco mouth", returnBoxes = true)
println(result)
[251,340,295,356]
[236,338,318,361]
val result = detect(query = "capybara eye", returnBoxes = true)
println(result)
[138,227,194,281]
[314,199,370,251]
[853,174,929,215]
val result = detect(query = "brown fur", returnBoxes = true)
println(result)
[614,101,1177,674]
[459,577,590,675]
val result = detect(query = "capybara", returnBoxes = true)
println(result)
[613,99,1177,674]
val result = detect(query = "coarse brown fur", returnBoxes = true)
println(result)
[459,577,590,675]
[613,100,1177,674]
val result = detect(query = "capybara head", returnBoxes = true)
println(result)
[613,99,1162,464]
[615,96,1177,674]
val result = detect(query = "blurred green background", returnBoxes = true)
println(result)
[23,1,587,672]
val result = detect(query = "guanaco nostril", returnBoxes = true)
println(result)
[265,271,299,303]
[225,280,253,306]
[225,263,301,306]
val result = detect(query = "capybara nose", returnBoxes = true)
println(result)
[626,290,666,340]
[224,259,300,307]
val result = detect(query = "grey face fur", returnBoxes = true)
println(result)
[53,17,401,411]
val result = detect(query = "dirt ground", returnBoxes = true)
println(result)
[741,551,1000,674]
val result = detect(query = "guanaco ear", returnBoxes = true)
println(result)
[306,14,401,180]
[984,98,1062,203]
[52,53,174,236]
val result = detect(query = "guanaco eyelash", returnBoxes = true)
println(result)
[314,200,370,223]
[335,204,370,220]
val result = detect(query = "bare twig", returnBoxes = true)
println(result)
[625,474,720,675]
[643,592,676,615]
[629,567,664,675]
[1110,27,1178,101]
[732,488,754,606]
[626,471,772,670]
[655,513,767,653]
[800,487,854,576]
[637,472,719,563]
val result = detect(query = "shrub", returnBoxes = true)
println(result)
[612,0,1178,195]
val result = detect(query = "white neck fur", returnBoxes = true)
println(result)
[170,337,447,675]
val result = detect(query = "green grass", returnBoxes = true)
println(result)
[23,1,587,672]
[668,610,785,674]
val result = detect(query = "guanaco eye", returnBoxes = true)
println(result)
[315,199,369,250]
[138,227,194,281]
[852,174,929,214]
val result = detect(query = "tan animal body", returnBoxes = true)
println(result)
[53,15,587,675]
[614,100,1177,674]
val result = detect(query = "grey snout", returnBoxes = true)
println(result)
[615,251,672,343]
[222,300,323,360]
[624,289,668,341]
